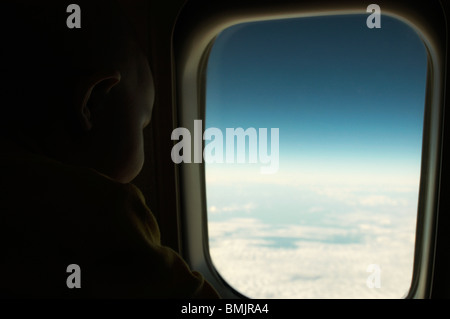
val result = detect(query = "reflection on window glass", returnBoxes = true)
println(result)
[205,14,427,298]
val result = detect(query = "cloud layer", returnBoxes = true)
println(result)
[209,216,416,299]
[207,183,418,299]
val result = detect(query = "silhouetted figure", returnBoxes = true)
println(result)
[0,0,219,298]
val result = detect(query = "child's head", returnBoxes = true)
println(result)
[1,0,154,183]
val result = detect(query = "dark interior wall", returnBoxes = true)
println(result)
[431,0,450,300]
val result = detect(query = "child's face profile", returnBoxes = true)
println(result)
[79,38,155,184]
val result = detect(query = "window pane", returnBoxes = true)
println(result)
[205,14,427,298]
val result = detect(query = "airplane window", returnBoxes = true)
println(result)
[204,14,427,298]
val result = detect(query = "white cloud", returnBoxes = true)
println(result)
[208,216,416,299]
[208,202,257,214]
[309,185,414,211]
[308,206,325,214]
[204,170,419,298]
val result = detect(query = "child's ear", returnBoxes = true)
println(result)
[78,71,121,131]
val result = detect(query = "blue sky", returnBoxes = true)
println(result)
[204,14,427,298]
[205,14,427,167]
